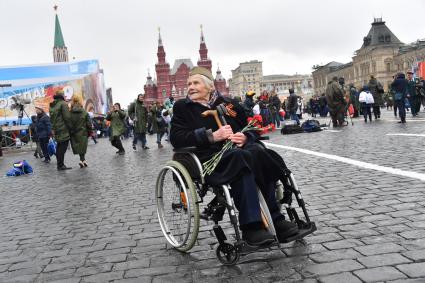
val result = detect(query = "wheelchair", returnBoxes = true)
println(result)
[155,146,316,265]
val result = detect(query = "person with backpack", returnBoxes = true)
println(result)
[391,73,408,123]
[368,75,384,119]
[128,94,149,150]
[358,85,374,123]
[49,89,72,170]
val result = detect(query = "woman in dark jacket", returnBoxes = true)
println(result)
[34,106,52,163]
[106,103,126,155]
[70,95,92,167]
[170,67,298,246]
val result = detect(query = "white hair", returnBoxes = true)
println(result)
[200,75,215,92]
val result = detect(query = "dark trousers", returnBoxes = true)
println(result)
[56,140,69,168]
[39,137,50,160]
[330,110,345,127]
[361,103,372,122]
[79,154,85,161]
[133,132,147,146]
[230,173,280,227]
[372,105,381,119]
[395,100,406,122]
[111,136,124,152]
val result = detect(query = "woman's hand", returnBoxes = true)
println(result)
[212,125,233,142]
[229,132,247,147]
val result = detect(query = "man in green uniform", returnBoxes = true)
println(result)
[49,89,72,170]
[325,77,346,127]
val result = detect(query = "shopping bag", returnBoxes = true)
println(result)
[47,138,57,156]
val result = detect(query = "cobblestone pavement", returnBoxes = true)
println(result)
[0,108,425,282]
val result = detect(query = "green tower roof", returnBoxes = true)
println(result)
[54,14,66,48]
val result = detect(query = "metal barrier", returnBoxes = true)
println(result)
[1,125,33,150]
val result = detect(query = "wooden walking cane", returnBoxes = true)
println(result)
[201,110,223,128]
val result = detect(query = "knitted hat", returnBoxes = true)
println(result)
[189,66,214,81]
[55,89,65,96]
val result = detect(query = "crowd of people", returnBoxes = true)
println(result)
[312,72,425,126]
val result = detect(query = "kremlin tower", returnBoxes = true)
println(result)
[53,5,68,62]
[143,26,228,104]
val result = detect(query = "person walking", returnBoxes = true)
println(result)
[325,76,346,127]
[368,75,384,119]
[128,94,149,150]
[69,95,92,168]
[49,89,72,170]
[151,101,166,148]
[406,71,419,117]
[391,73,408,124]
[358,86,374,123]
[106,103,126,154]
[30,115,43,159]
[34,104,52,163]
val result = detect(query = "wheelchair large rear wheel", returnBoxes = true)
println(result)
[156,160,200,252]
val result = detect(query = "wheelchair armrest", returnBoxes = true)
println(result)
[173,146,199,153]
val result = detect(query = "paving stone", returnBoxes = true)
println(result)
[357,253,411,268]
[300,260,363,277]
[319,272,362,283]
[396,262,425,277]
[402,249,425,261]
[354,266,407,282]
[125,266,177,278]
[323,239,363,250]
[81,271,124,282]
[354,242,405,256]
[113,259,150,271]
[309,249,362,263]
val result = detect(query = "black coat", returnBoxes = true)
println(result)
[170,95,289,188]
[35,113,52,139]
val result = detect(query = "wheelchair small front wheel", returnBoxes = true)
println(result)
[216,243,240,265]
[156,161,200,252]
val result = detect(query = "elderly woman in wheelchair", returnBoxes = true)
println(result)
[155,67,316,264]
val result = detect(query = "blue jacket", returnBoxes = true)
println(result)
[35,113,52,139]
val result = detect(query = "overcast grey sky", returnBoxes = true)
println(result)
[1,0,424,106]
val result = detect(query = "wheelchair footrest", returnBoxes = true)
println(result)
[279,222,317,244]
[236,240,276,255]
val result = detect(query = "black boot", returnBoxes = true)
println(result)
[242,228,274,246]
[274,219,299,242]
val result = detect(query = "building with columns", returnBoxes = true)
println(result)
[143,27,228,104]
[313,18,425,94]
[228,60,263,97]
[53,6,68,63]
[261,74,313,98]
